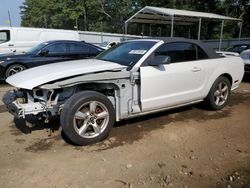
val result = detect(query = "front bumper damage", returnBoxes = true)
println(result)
[2,89,59,119]
[3,90,45,118]
[3,90,25,117]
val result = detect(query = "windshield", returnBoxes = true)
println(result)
[96,41,156,67]
[27,42,48,54]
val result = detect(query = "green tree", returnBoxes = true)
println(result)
[21,0,88,30]
[222,0,250,38]
[20,0,250,37]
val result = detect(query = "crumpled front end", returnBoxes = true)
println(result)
[3,90,28,118]
[2,88,64,119]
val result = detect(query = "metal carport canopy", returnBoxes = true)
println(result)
[125,6,242,50]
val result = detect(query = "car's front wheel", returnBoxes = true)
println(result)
[205,76,231,110]
[60,91,115,145]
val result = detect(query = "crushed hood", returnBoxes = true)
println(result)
[6,59,126,90]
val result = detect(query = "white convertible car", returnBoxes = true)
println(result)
[3,38,244,145]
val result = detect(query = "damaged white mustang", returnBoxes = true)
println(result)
[3,38,244,145]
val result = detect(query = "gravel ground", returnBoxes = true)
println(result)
[0,76,250,188]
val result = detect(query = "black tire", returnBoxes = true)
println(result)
[5,64,26,78]
[60,91,115,146]
[204,76,231,110]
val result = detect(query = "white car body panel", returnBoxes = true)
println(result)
[6,59,126,90]
[140,60,206,111]
[140,56,244,112]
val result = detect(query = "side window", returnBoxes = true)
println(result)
[45,43,67,54]
[196,45,209,60]
[155,42,197,63]
[0,30,10,44]
[69,43,90,53]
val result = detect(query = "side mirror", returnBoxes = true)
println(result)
[38,50,49,56]
[148,55,171,66]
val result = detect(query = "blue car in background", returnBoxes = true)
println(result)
[0,40,103,80]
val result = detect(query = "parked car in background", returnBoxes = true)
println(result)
[226,44,250,54]
[240,49,250,73]
[217,44,250,57]
[3,38,244,145]
[0,27,80,54]
[0,40,103,80]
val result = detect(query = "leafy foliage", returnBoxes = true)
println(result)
[20,0,250,38]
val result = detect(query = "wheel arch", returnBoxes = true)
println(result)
[204,75,232,110]
[73,82,120,109]
[203,71,233,99]
[60,89,116,145]
[76,82,120,94]
[219,73,233,86]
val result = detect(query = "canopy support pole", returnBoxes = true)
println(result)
[171,15,174,37]
[219,20,224,51]
[238,21,242,41]
[149,24,152,36]
[141,24,144,37]
[125,22,128,35]
[198,18,202,40]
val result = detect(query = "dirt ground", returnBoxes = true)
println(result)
[0,76,250,188]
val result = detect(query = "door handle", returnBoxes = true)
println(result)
[192,67,202,72]
[8,44,14,47]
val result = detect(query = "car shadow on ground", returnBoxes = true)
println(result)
[12,90,250,149]
[13,116,60,135]
[0,81,8,85]
[243,73,250,82]
[9,75,250,149]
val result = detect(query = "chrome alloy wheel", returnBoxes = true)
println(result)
[214,81,229,106]
[73,101,109,138]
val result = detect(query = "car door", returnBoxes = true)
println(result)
[140,42,209,112]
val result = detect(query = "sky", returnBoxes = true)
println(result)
[0,0,25,27]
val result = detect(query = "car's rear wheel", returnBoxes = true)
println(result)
[205,76,231,110]
[5,64,26,78]
[60,91,115,145]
